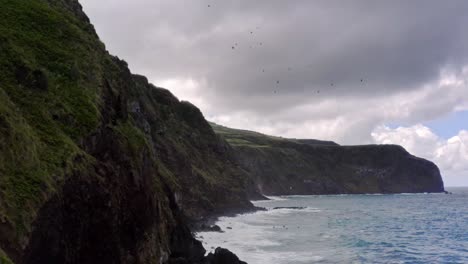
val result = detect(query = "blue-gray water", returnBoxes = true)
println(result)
[197,187,468,264]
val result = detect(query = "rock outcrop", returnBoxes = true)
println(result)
[203,248,247,264]
[211,123,445,195]
[0,1,254,263]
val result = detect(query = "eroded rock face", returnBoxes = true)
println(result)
[203,248,247,264]
[212,124,445,195]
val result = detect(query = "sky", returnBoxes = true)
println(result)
[80,0,468,186]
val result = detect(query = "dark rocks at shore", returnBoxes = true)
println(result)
[168,247,247,264]
[203,248,247,264]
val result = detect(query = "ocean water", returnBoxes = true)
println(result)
[197,187,468,264]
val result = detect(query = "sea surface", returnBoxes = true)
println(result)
[197,187,468,264]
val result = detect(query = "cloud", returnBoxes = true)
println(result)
[372,125,468,186]
[156,78,209,111]
[80,0,468,139]
[436,131,468,173]
[81,1,468,94]
[79,0,468,184]
[205,66,468,144]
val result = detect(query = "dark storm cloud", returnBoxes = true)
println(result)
[80,0,468,125]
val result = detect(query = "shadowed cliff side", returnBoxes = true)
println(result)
[211,123,445,195]
[0,0,253,263]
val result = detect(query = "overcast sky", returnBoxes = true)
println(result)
[80,0,468,186]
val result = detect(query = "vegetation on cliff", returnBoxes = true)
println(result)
[0,0,103,255]
[211,123,445,195]
[0,1,252,263]
[0,0,444,263]
[211,122,338,148]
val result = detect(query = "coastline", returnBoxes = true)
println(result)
[196,190,467,264]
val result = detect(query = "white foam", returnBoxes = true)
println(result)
[196,204,324,264]
[241,250,325,264]
[397,192,444,196]
[253,196,289,202]
[197,212,281,252]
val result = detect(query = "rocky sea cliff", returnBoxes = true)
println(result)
[0,1,444,263]
[211,123,444,195]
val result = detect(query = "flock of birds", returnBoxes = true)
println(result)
[207,3,367,97]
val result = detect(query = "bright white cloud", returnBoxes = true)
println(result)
[206,66,468,145]
[435,131,468,172]
[154,77,211,113]
[372,125,468,186]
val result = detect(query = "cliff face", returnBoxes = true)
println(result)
[0,1,253,263]
[211,123,445,195]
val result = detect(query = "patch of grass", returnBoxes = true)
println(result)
[114,120,149,160]
[155,158,179,190]
[192,165,215,185]
[225,138,253,145]
[0,0,102,140]
[226,138,271,148]
[0,248,13,264]
[210,122,284,148]
[210,122,337,148]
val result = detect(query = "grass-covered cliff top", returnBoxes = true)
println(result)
[211,122,444,195]
[210,122,338,148]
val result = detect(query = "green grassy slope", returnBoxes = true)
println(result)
[0,1,254,262]
[0,0,104,250]
[210,122,338,148]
